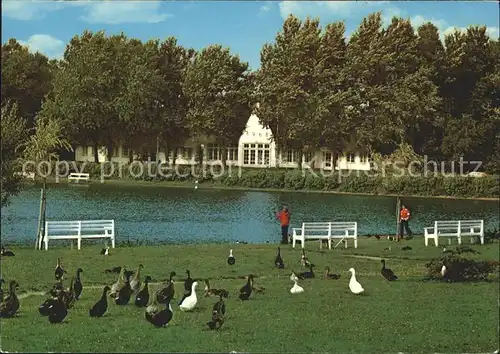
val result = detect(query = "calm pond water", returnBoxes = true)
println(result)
[1,183,498,245]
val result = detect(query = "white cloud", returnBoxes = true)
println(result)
[442,26,499,40]
[278,1,390,20]
[259,1,273,14]
[18,34,66,59]
[2,0,172,24]
[80,1,172,24]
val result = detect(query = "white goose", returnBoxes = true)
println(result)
[290,280,304,294]
[289,271,298,282]
[348,268,364,294]
[179,281,198,311]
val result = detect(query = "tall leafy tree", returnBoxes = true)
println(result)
[184,44,254,165]
[1,39,55,128]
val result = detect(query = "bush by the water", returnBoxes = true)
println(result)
[43,161,499,198]
[425,256,499,282]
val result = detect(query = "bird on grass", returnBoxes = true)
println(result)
[227,249,235,265]
[0,280,20,318]
[100,247,109,255]
[274,247,285,269]
[442,246,456,255]
[207,294,225,330]
[401,245,412,251]
[348,268,364,295]
[456,245,480,254]
[324,266,340,280]
[297,264,315,279]
[179,282,198,312]
[89,285,111,318]
[0,279,4,302]
[54,258,67,281]
[74,268,83,300]
[156,271,176,305]
[239,274,254,300]
[48,292,68,324]
[204,280,229,298]
[135,275,152,307]
[0,247,15,257]
[290,280,304,294]
[300,249,311,267]
[380,260,398,281]
[145,297,173,328]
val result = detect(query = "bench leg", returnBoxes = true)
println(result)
[354,238,358,249]
[345,239,348,248]
[301,237,305,249]
[112,237,115,248]
[77,237,81,250]
[424,236,428,247]
[328,238,332,250]
[292,237,296,248]
[44,239,48,251]
[433,236,438,247]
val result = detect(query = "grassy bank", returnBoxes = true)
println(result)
[1,239,498,352]
[34,162,500,200]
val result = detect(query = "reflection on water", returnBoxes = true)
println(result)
[1,183,498,244]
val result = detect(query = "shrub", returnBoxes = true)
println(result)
[425,256,497,282]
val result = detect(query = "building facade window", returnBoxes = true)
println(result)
[177,147,193,159]
[347,154,355,163]
[227,147,237,161]
[243,143,270,166]
[87,146,93,156]
[207,145,238,161]
[322,151,332,168]
[360,155,368,163]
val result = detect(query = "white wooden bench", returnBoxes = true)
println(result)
[424,220,484,246]
[43,220,116,250]
[68,173,90,183]
[292,222,358,249]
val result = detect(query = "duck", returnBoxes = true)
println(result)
[145,298,173,328]
[290,280,304,294]
[324,266,340,280]
[380,260,398,281]
[0,278,4,302]
[178,269,194,305]
[207,294,225,330]
[442,246,456,255]
[238,274,254,300]
[0,247,15,257]
[156,271,176,305]
[0,280,20,318]
[89,285,111,317]
[203,280,229,298]
[48,292,68,324]
[115,272,133,305]
[441,262,447,277]
[100,247,109,255]
[38,296,59,316]
[74,268,83,300]
[290,271,299,282]
[54,258,66,281]
[227,249,235,265]
[109,268,126,297]
[104,266,122,274]
[48,279,64,297]
[135,275,152,307]
[300,249,310,267]
[275,247,285,269]
[130,264,144,293]
[298,264,315,279]
[179,281,198,311]
[63,277,76,309]
[401,245,412,251]
[348,268,364,294]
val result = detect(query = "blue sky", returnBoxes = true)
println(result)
[2,1,499,70]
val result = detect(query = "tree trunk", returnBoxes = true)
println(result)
[197,145,204,166]
[106,143,113,162]
[93,143,99,163]
[164,143,170,165]
[221,146,227,168]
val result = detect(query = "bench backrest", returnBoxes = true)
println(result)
[68,173,90,178]
[302,222,357,232]
[435,220,483,229]
[46,220,114,236]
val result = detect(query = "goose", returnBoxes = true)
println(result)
[290,280,304,294]
[0,247,15,257]
[348,268,364,294]
[290,271,299,282]
[324,266,340,280]
[179,281,198,311]
[203,280,229,298]
[0,280,20,318]
[145,298,173,328]
[442,246,456,255]
[48,292,68,324]
[135,276,152,307]
[0,278,4,302]
[298,264,315,279]
[55,258,67,281]
[275,247,285,268]
[179,270,194,305]
[380,260,398,281]
[115,272,133,305]
[100,247,109,255]
[110,268,126,297]
[300,249,310,267]
[104,266,122,274]
[207,294,225,330]
[48,279,64,297]
[130,264,144,293]
[239,274,254,300]
[401,246,412,251]
[227,249,235,265]
[63,277,76,309]
[89,285,111,317]
[156,271,176,305]
[74,268,83,300]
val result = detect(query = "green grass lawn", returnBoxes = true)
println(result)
[1,238,498,353]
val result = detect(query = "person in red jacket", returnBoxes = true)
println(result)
[398,205,413,241]
[276,206,291,244]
